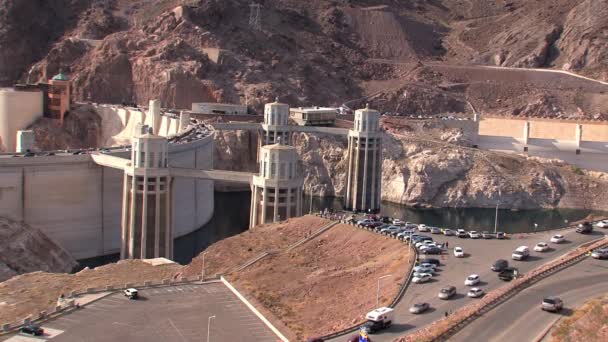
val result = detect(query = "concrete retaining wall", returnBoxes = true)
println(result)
[0,135,214,260]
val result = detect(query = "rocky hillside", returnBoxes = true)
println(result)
[0,0,606,117]
[0,217,77,282]
[214,128,608,211]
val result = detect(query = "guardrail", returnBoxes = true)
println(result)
[0,275,220,336]
[317,220,418,340]
[396,236,608,342]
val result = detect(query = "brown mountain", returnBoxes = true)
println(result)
[0,0,606,115]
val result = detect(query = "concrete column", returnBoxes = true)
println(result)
[376,139,382,209]
[120,173,129,259]
[286,187,292,218]
[345,136,353,203]
[149,99,161,135]
[261,187,268,224]
[128,175,137,258]
[141,175,148,259]
[353,137,360,211]
[575,124,582,148]
[154,177,161,258]
[273,186,280,222]
[178,111,190,133]
[523,121,530,145]
[166,177,172,259]
[371,138,377,210]
[362,137,369,209]
[296,186,302,216]
[250,185,258,228]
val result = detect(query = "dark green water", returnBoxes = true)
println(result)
[308,195,607,234]
[78,191,606,268]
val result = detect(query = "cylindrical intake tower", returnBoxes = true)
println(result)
[250,143,303,228]
[121,126,173,259]
[345,104,382,212]
[261,98,290,145]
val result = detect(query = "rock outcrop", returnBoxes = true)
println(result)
[0,217,77,283]
[213,129,608,211]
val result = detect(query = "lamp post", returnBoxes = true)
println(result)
[207,315,216,342]
[494,200,500,234]
[201,251,208,281]
[376,274,393,307]
[309,184,313,215]
[534,223,538,232]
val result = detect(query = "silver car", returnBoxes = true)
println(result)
[591,248,608,259]
[541,296,563,312]
[438,286,456,299]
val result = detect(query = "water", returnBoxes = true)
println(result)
[78,192,605,268]
[307,195,608,234]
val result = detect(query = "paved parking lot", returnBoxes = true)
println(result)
[329,226,605,342]
[5,282,279,342]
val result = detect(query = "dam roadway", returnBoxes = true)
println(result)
[327,228,606,342]
[450,257,608,342]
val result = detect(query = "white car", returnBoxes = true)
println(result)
[550,234,565,243]
[468,231,481,239]
[412,273,432,283]
[419,262,437,270]
[413,266,435,274]
[534,242,549,252]
[415,240,435,249]
[418,224,430,232]
[596,220,608,228]
[453,247,464,258]
[443,229,455,236]
[393,219,405,226]
[467,287,484,298]
[465,274,480,286]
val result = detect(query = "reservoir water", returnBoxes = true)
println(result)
[79,191,607,268]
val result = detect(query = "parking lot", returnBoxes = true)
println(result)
[3,282,279,342]
[329,220,606,342]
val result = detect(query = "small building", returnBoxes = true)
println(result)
[290,106,337,126]
[47,72,71,124]
[191,102,247,115]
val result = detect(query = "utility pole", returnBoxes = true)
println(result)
[249,2,261,31]
[494,200,499,234]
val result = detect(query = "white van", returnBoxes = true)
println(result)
[512,246,530,260]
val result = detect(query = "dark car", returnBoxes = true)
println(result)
[421,258,440,266]
[20,324,44,336]
[575,222,593,234]
[422,246,443,255]
[492,259,509,272]
[498,267,518,281]
[379,216,392,224]
[361,320,388,334]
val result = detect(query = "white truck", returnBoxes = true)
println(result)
[361,307,394,334]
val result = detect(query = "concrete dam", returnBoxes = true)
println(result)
[0,103,215,260]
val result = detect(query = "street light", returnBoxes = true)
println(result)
[207,315,216,342]
[201,251,208,281]
[494,200,500,234]
[376,274,393,307]
[534,223,538,232]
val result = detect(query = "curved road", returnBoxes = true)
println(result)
[450,257,608,342]
[328,227,606,342]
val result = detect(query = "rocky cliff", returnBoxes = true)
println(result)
[0,217,77,283]
[1,0,606,116]
[214,129,608,211]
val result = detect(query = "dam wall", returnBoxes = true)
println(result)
[0,135,214,260]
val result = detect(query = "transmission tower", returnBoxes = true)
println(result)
[249,2,262,31]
